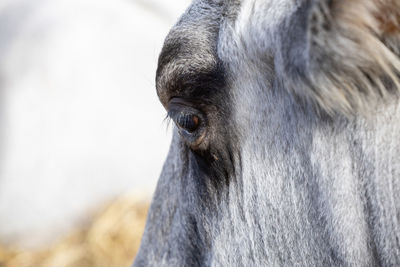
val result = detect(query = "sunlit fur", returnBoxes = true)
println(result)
[135,0,400,266]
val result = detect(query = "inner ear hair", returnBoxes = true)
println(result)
[303,0,400,115]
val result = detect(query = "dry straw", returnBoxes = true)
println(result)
[0,194,149,267]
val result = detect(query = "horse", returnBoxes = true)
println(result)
[134,0,400,265]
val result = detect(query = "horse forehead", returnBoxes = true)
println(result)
[223,0,301,55]
[175,0,302,65]
[156,0,303,106]
[235,0,298,26]
[156,0,224,106]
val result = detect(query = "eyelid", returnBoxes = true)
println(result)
[167,98,201,120]
[167,97,196,108]
[167,104,198,122]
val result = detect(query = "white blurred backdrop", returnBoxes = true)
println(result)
[0,0,190,249]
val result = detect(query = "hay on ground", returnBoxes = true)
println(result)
[0,195,149,267]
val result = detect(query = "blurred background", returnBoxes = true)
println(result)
[0,0,190,265]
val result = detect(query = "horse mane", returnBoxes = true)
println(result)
[282,0,400,115]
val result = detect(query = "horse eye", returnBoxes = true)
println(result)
[176,113,199,133]
[167,98,206,147]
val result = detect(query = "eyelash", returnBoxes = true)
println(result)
[168,110,200,133]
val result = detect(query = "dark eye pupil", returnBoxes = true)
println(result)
[176,113,199,132]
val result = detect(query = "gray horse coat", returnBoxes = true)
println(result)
[135,0,400,266]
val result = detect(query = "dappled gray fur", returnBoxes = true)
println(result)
[135,0,400,266]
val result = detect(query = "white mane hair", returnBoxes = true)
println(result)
[229,0,400,115]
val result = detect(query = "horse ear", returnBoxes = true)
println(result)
[280,0,400,115]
